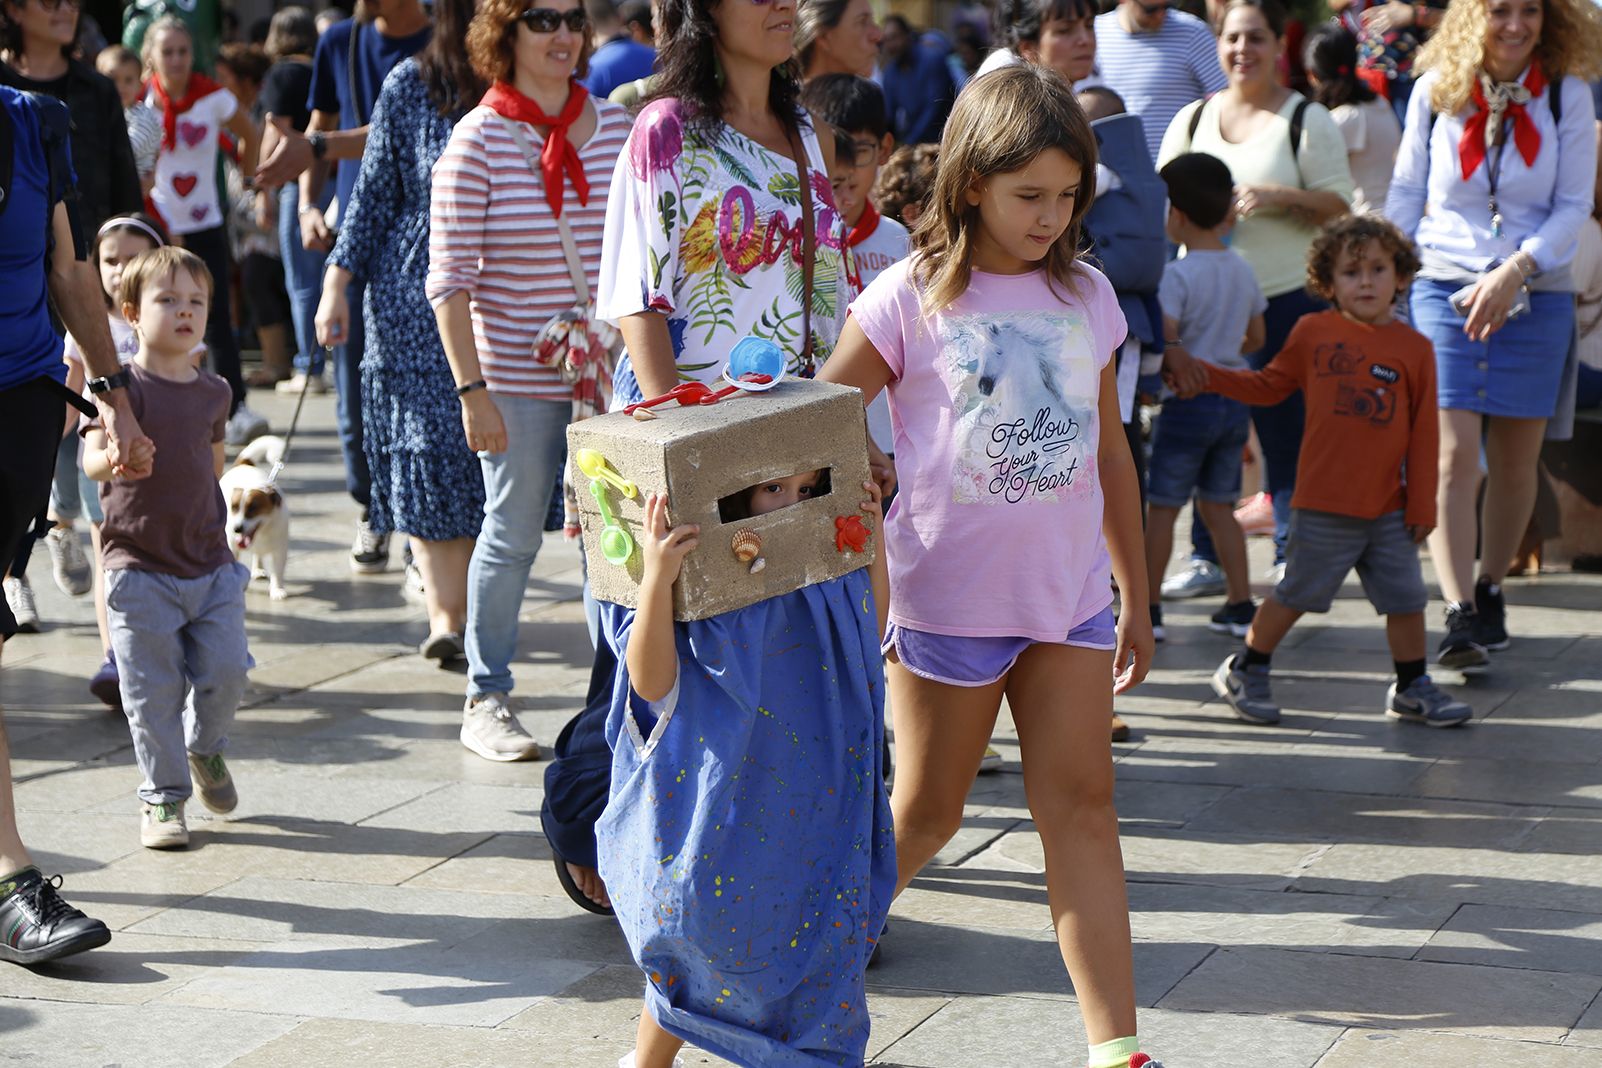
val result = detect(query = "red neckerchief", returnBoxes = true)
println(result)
[149,73,222,151]
[846,200,881,248]
[1459,64,1546,180]
[481,79,590,217]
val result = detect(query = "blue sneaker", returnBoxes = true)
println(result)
[1211,654,1280,725]
[1387,676,1472,728]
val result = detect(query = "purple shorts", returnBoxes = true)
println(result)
[882,605,1118,688]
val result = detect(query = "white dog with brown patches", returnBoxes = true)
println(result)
[221,436,289,600]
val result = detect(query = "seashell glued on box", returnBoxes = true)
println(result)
[731,528,762,563]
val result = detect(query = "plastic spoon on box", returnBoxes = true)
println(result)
[575,449,637,498]
[588,479,634,566]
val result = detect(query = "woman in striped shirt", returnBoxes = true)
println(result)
[426,0,632,764]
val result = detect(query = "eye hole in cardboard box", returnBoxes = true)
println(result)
[716,467,834,524]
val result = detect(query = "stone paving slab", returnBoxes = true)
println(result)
[0,1001,299,1068]
[2,390,1600,1065]
[1157,945,1602,1042]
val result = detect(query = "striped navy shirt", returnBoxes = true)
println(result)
[1094,9,1226,161]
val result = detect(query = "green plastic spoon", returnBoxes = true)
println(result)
[589,478,634,566]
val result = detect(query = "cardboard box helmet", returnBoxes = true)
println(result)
[568,377,877,621]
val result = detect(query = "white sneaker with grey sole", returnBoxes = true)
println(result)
[461,693,541,762]
[1161,559,1225,600]
[45,526,92,596]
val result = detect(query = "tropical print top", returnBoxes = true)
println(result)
[597,98,852,385]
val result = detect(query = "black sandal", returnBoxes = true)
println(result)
[553,854,614,916]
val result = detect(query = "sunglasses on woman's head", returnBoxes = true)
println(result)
[519,7,589,32]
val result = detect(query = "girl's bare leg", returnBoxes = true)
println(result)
[634,1003,685,1068]
[410,535,474,636]
[885,659,1006,896]
[1006,642,1136,1045]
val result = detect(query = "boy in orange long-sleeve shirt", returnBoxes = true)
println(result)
[1167,215,1471,728]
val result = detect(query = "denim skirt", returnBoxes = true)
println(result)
[1411,278,1575,418]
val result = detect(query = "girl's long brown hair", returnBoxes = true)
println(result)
[910,65,1098,315]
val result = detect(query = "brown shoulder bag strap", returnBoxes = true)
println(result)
[785,120,816,375]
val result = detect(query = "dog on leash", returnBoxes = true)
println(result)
[221,435,290,600]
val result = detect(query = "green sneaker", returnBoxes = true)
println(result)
[188,751,237,814]
[140,801,189,850]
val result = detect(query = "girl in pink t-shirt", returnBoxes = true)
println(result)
[820,66,1159,1068]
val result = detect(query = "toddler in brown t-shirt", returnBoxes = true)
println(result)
[84,248,249,851]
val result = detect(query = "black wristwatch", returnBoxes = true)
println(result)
[87,369,131,395]
[308,131,328,160]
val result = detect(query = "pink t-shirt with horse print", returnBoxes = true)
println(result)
[849,258,1126,641]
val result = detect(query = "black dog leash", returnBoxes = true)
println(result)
[264,346,324,489]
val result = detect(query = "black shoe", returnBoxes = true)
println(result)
[0,868,111,966]
[1473,578,1510,651]
[1438,603,1490,673]
[1208,599,1256,637]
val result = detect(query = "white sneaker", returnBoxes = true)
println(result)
[1160,559,1225,600]
[275,372,327,394]
[224,405,269,447]
[617,1054,686,1068]
[3,576,40,633]
[350,516,390,574]
[140,800,189,849]
[45,526,92,597]
[1264,561,1287,584]
[461,693,541,762]
[402,560,426,604]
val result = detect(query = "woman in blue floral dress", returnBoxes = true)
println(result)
[317,0,485,662]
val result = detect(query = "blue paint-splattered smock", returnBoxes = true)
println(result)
[595,569,896,1067]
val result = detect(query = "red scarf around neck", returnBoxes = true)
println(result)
[1459,64,1546,181]
[481,79,590,217]
[150,72,222,151]
[846,200,881,248]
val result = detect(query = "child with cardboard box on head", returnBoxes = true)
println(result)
[570,371,894,1068]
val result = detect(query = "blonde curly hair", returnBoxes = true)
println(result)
[1417,0,1602,114]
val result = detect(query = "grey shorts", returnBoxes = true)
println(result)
[1275,508,1428,615]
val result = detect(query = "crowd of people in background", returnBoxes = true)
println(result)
[4,0,1602,1064]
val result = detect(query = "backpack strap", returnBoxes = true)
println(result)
[1186,97,1205,148]
[27,92,83,260]
[1187,94,1310,178]
[1288,97,1311,163]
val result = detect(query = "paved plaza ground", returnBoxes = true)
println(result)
[3,389,1601,1066]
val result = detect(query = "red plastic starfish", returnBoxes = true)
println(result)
[835,515,871,553]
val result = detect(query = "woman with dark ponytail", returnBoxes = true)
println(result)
[1304,23,1401,213]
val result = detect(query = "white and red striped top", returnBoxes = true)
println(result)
[426,100,633,398]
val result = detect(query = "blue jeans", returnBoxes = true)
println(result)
[1191,287,1324,565]
[465,393,571,698]
[278,183,328,378]
[335,281,371,509]
[1147,394,1251,509]
[105,562,253,805]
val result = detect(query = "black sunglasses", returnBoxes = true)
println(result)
[519,7,589,32]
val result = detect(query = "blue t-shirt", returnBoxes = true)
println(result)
[581,37,656,99]
[308,17,432,214]
[0,87,69,391]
